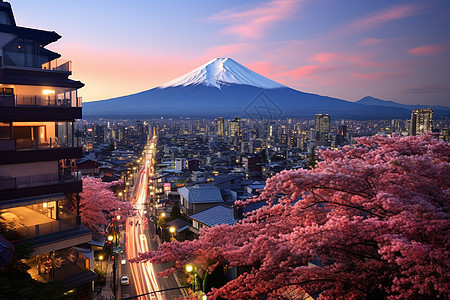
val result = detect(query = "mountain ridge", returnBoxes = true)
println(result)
[84,57,449,119]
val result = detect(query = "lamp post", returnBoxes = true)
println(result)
[111,215,121,298]
[186,264,195,292]
[169,226,175,240]
[99,255,104,271]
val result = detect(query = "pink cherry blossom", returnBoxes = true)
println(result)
[132,134,449,299]
[66,177,134,234]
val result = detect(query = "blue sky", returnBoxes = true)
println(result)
[8,0,450,106]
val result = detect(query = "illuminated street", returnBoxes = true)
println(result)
[124,138,184,300]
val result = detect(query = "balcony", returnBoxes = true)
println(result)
[0,93,82,122]
[0,171,82,201]
[27,247,93,283]
[14,171,81,189]
[2,51,72,73]
[15,136,82,151]
[1,206,78,240]
[0,139,82,165]
[0,94,82,108]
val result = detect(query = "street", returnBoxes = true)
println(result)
[122,138,185,300]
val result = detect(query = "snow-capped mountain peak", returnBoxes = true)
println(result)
[159,57,286,89]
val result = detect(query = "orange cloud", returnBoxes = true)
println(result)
[209,0,303,39]
[52,42,207,102]
[408,44,449,56]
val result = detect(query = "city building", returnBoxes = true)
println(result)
[0,1,95,297]
[216,117,224,137]
[314,114,330,146]
[409,108,433,136]
[178,184,224,214]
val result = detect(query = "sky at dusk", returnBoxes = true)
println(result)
[9,0,450,106]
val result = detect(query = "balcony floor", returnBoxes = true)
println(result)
[3,206,53,227]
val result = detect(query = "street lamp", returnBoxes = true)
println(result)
[99,255,104,271]
[186,264,196,292]
[169,226,175,240]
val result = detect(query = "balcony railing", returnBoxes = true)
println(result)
[13,94,82,108]
[0,176,15,190]
[15,216,78,240]
[15,137,82,151]
[0,139,15,151]
[2,51,72,73]
[11,171,82,189]
[28,247,89,283]
[41,59,72,72]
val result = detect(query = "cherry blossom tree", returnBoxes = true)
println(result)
[132,134,450,299]
[67,177,134,234]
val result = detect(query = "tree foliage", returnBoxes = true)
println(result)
[132,134,450,299]
[67,177,134,234]
[0,240,67,300]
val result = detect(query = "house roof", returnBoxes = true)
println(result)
[213,174,243,185]
[178,184,223,204]
[166,218,190,232]
[248,184,266,190]
[189,204,237,227]
[77,159,102,168]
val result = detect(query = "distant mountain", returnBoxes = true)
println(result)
[356,96,450,112]
[160,57,285,89]
[84,58,448,119]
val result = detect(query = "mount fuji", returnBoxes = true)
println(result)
[83,58,446,119]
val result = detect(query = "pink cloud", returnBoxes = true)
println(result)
[246,61,287,79]
[352,71,408,80]
[358,38,384,46]
[279,65,341,80]
[309,52,341,63]
[338,3,425,36]
[208,0,303,39]
[204,43,253,57]
[408,44,449,56]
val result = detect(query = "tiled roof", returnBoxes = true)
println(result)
[189,204,237,227]
[166,218,190,232]
[178,184,223,204]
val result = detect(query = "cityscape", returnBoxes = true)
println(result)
[0,1,449,300]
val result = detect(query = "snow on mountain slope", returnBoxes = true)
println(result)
[159,57,286,89]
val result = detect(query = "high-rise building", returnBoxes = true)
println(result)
[409,108,433,136]
[314,114,330,146]
[0,2,95,297]
[335,125,348,146]
[94,124,105,143]
[216,117,225,137]
[229,117,240,137]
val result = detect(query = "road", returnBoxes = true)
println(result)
[122,138,184,300]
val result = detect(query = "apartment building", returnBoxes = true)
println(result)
[0,1,95,298]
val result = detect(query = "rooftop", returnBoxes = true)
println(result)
[189,204,237,227]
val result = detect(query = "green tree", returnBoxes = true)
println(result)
[0,241,68,300]
[169,202,187,221]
